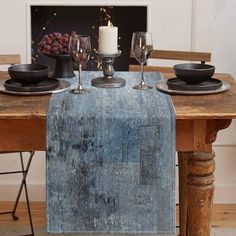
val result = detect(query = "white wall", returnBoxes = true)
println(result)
[0,0,236,203]
[211,0,236,203]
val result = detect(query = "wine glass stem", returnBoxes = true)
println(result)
[78,64,82,89]
[141,62,145,85]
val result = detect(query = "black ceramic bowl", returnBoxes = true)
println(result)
[8,64,50,85]
[173,63,215,84]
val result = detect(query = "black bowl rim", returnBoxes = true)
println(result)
[173,63,215,71]
[8,63,50,73]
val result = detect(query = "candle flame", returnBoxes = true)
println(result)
[108,20,113,27]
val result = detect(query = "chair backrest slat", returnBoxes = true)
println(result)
[129,49,211,73]
[0,54,21,65]
[150,50,211,62]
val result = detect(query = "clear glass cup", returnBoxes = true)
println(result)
[131,32,153,90]
[69,35,91,94]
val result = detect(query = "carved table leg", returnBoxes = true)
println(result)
[176,119,232,236]
[187,151,215,236]
[178,152,189,236]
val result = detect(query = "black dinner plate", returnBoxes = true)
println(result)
[4,77,60,92]
[166,78,223,91]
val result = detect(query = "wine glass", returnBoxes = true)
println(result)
[131,32,153,90]
[69,35,91,94]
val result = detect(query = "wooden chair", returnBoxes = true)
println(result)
[0,54,35,236]
[129,49,212,73]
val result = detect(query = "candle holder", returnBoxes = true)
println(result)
[91,50,126,88]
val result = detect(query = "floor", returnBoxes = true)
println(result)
[0,202,236,234]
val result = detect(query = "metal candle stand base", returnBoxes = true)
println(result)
[91,51,126,88]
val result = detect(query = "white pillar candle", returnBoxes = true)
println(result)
[98,23,118,54]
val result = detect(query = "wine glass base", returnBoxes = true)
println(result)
[133,84,152,90]
[70,88,90,94]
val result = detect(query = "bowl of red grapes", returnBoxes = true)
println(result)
[38,31,77,56]
[38,31,77,78]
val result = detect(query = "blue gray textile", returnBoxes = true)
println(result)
[46,72,176,234]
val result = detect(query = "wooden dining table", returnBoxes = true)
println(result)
[0,71,236,236]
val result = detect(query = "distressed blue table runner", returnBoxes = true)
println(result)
[46,72,176,234]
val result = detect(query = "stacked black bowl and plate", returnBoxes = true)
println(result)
[4,64,62,94]
[166,63,222,92]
